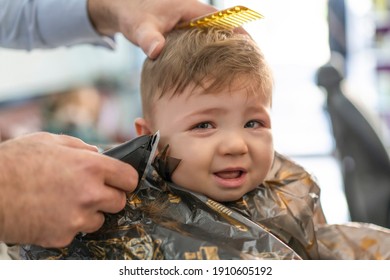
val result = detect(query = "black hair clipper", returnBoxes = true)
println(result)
[103,131,160,192]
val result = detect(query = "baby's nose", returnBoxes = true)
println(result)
[218,133,249,156]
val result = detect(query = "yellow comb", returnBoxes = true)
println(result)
[175,5,263,30]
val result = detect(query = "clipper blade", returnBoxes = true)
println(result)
[176,5,263,30]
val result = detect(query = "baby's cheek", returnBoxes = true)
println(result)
[170,166,186,187]
[170,159,200,189]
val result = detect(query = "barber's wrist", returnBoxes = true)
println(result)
[87,0,118,36]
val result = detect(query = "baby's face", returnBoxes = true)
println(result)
[145,84,274,202]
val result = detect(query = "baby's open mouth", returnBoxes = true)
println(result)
[213,168,247,188]
[214,170,244,179]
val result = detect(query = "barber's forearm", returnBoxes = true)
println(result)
[0,0,113,50]
[37,0,114,48]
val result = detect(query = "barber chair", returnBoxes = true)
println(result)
[315,57,390,228]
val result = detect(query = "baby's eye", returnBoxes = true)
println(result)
[245,120,262,128]
[192,122,213,130]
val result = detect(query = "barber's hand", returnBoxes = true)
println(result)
[88,0,217,58]
[0,132,138,248]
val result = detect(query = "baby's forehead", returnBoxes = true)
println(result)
[147,83,272,125]
[159,77,271,99]
[150,86,271,115]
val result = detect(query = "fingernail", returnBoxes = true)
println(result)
[147,40,160,58]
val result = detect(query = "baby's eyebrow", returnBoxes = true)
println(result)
[245,105,270,114]
[169,107,224,126]
[182,107,226,118]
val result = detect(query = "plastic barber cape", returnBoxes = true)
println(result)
[22,152,390,260]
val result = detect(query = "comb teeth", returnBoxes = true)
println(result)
[176,6,263,30]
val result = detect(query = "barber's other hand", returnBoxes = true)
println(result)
[87,0,217,58]
[0,132,138,248]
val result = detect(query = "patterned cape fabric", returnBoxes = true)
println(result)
[22,152,390,260]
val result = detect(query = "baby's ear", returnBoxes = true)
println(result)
[134,117,152,136]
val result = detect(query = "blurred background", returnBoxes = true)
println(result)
[1,0,389,227]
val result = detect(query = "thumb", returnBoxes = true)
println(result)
[134,22,166,59]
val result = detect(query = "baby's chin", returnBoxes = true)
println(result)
[206,190,251,203]
[211,184,261,202]
[170,176,259,202]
